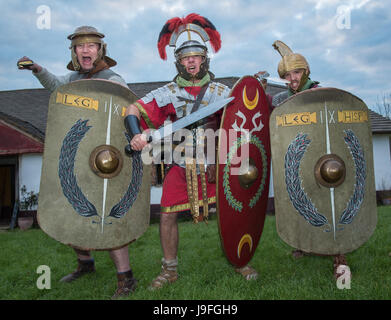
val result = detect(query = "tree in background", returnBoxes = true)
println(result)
[374,93,391,119]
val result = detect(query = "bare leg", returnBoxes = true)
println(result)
[160,212,179,260]
[109,246,130,273]
[110,246,137,299]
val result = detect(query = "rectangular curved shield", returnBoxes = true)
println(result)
[38,80,151,250]
[270,87,377,255]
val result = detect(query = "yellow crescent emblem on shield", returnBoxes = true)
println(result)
[237,233,253,258]
[242,86,259,110]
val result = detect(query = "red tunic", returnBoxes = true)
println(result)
[135,86,217,214]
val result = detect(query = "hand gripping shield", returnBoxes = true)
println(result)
[217,76,271,267]
[270,87,377,255]
[38,80,151,250]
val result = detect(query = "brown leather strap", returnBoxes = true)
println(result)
[190,84,208,114]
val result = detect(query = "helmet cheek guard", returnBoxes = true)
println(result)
[174,41,210,80]
[174,56,210,81]
[70,47,81,71]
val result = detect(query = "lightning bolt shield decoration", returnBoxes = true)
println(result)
[38,80,151,250]
[270,87,377,255]
[217,76,271,267]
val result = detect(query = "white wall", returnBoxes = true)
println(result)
[18,153,42,209]
[372,134,391,190]
[151,186,163,204]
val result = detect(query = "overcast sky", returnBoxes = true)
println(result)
[1,0,390,110]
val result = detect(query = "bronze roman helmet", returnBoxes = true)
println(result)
[66,25,117,71]
[273,40,310,92]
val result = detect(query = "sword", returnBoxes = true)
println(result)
[256,71,290,84]
[150,96,234,142]
[125,96,234,155]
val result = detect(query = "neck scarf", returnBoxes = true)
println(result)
[176,73,210,88]
[288,78,317,96]
[80,59,109,79]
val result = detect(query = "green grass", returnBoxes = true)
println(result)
[1,206,391,300]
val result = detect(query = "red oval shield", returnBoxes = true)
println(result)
[217,76,271,267]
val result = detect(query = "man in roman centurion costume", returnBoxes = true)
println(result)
[125,13,259,289]
[18,26,137,298]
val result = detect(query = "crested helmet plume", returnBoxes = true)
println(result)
[157,13,221,60]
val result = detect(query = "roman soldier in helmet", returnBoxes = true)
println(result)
[271,40,320,106]
[259,41,349,279]
[17,26,137,299]
[17,25,127,92]
[124,13,259,289]
[255,40,320,108]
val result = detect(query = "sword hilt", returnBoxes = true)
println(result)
[124,114,152,157]
[124,145,133,156]
[124,136,152,157]
[124,145,144,157]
